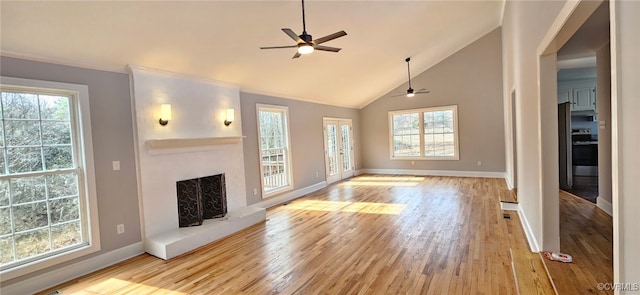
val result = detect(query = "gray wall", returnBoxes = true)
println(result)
[0,56,141,284]
[240,92,361,205]
[360,28,505,173]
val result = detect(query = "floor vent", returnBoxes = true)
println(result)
[503,213,512,219]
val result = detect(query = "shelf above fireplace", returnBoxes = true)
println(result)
[145,136,244,155]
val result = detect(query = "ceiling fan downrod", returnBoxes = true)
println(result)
[406,57,413,91]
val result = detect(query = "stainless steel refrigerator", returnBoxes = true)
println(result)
[558,102,572,189]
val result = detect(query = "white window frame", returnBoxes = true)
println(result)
[256,104,293,198]
[0,77,99,281]
[388,105,460,160]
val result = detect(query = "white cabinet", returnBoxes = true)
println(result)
[558,88,572,104]
[557,79,596,112]
[572,87,596,111]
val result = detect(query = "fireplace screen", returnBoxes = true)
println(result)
[176,174,227,227]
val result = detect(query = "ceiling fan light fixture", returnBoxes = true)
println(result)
[297,43,314,54]
[406,93,416,98]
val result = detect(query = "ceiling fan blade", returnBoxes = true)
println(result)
[314,45,341,52]
[260,45,298,49]
[282,28,303,43]
[292,52,301,59]
[314,30,347,45]
[391,93,407,97]
[415,90,431,94]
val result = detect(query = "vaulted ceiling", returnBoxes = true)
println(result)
[1,1,504,108]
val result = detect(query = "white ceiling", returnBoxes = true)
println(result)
[1,1,504,109]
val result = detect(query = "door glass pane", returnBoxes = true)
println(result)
[326,124,338,176]
[341,124,352,171]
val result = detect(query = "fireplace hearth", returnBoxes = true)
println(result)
[176,174,227,227]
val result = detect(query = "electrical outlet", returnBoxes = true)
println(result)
[253,188,258,196]
[477,161,482,166]
[112,161,120,171]
[117,224,125,234]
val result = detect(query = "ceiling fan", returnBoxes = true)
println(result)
[393,57,431,97]
[260,0,347,59]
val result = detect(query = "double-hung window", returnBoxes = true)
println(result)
[0,77,99,280]
[256,104,293,197]
[389,105,459,160]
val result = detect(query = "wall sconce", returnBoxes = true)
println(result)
[159,104,172,126]
[224,109,235,126]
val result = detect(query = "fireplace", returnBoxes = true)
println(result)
[176,174,227,227]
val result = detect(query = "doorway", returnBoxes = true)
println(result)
[538,0,613,292]
[557,66,600,202]
[323,118,355,184]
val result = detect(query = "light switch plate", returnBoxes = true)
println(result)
[112,161,121,171]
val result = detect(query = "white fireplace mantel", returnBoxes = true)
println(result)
[145,136,246,155]
[129,66,265,260]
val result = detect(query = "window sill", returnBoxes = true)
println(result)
[262,186,293,199]
[0,242,100,281]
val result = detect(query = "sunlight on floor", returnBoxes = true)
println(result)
[353,176,425,181]
[339,176,424,187]
[83,278,187,294]
[285,200,406,215]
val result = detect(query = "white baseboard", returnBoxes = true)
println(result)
[251,181,327,209]
[354,169,365,176]
[505,175,515,190]
[1,242,144,295]
[516,207,540,252]
[358,168,507,179]
[596,196,613,216]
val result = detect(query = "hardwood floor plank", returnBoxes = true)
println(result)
[542,191,613,295]
[38,175,531,295]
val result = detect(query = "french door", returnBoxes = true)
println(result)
[323,118,355,184]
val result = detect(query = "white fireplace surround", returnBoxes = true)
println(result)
[129,66,265,259]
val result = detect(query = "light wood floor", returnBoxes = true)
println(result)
[40,175,530,294]
[543,191,613,295]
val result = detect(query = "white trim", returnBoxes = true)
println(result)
[596,196,613,217]
[388,105,460,161]
[322,118,355,184]
[252,181,327,209]
[127,65,239,89]
[354,170,365,176]
[0,242,144,295]
[358,169,506,179]
[501,202,519,211]
[256,104,294,199]
[240,88,357,109]
[1,52,127,74]
[499,0,507,26]
[517,206,541,252]
[0,77,100,281]
[505,174,515,190]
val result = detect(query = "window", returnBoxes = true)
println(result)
[0,77,99,280]
[256,104,293,197]
[389,105,459,160]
